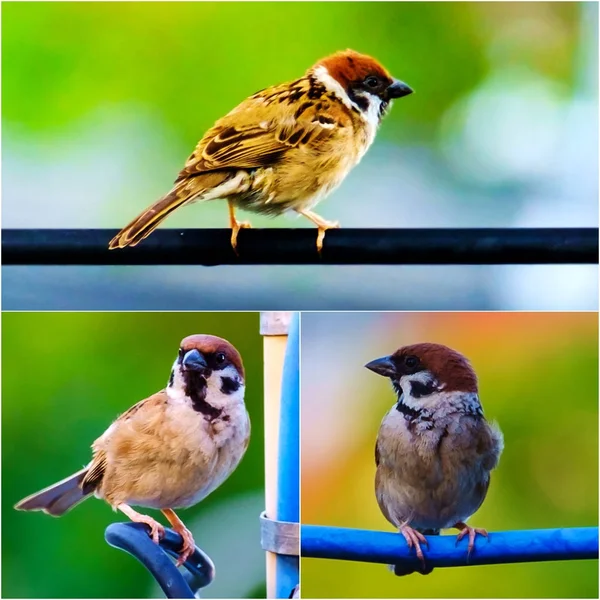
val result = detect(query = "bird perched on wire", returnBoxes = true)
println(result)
[108,49,413,254]
[365,343,503,576]
[15,334,250,567]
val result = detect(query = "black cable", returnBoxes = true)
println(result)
[3,228,597,265]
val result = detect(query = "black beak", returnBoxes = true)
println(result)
[387,79,413,99]
[365,355,397,378]
[182,349,209,374]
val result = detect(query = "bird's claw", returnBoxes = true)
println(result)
[400,525,428,571]
[174,525,196,567]
[316,221,340,254]
[230,221,252,256]
[455,525,488,559]
[140,517,165,545]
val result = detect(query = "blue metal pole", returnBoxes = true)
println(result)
[302,525,598,568]
[275,313,300,598]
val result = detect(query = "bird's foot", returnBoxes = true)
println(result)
[230,220,252,255]
[316,221,340,254]
[454,522,488,558]
[117,503,165,544]
[173,523,196,567]
[399,525,428,572]
[296,209,340,254]
[162,508,196,567]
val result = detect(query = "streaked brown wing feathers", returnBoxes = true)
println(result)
[176,78,344,181]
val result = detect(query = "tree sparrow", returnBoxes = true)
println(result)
[365,343,503,575]
[15,334,250,566]
[108,49,413,253]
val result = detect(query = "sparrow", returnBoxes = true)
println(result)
[15,334,250,567]
[108,49,413,254]
[365,343,503,576]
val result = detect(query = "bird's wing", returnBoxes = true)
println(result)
[176,78,351,180]
[82,393,167,493]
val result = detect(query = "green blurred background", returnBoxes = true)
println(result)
[2,2,598,310]
[301,312,598,598]
[2,312,265,599]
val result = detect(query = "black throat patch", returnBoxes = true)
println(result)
[395,395,422,420]
[184,371,222,420]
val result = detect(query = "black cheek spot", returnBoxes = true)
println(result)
[168,371,174,387]
[221,376,240,395]
[410,380,436,398]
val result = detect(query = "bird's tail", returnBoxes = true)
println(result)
[15,468,91,517]
[390,528,439,576]
[108,172,231,249]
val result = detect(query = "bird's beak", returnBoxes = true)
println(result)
[182,349,209,374]
[365,355,397,377]
[387,79,413,99]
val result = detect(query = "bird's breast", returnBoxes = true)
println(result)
[375,410,490,530]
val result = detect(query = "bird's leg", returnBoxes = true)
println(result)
[399,524,428,572]
[453,521,488,558]
[228,199,252,254]
[296,209,340,254]
[117,503,165,545]
[162,508,196,567]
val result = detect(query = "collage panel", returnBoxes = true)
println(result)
[300,311,598,598]
[3,312,300,599]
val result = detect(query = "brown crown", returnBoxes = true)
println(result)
[180,334,245,380]
[393,342,478,393]
[314,49,392,90]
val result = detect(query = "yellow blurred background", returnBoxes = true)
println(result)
[301,312,598,598]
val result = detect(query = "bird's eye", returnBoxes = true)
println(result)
[178,348,185,360]
[405,356,419,368]
[365,76,380,89]
[215,352,226,365]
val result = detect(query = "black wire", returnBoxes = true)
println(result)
[3,228,597,265]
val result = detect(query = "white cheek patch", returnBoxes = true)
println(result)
[312,65,359,113]
[352,90,382,147]
[399,371,440,409]
[166,360,188,402]
[206,364,245,409]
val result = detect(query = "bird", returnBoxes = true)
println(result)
[15,334,250,567]
[108,49,413,254]
[365,343,503,576]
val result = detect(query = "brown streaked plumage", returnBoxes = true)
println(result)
[108,49,413,253]
[15,334,250,567]
[366,343,503,576]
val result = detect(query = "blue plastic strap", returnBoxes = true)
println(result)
[105,522,215,598]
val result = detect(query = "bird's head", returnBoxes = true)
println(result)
[168,334,245,416]
[365,343,478,413]
[310,49,413,121]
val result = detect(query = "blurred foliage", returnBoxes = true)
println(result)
[301,312,598,598]
[2,1,580,143]
[2,312,265,598]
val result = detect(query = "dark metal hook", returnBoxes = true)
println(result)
[105,522,215,598]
